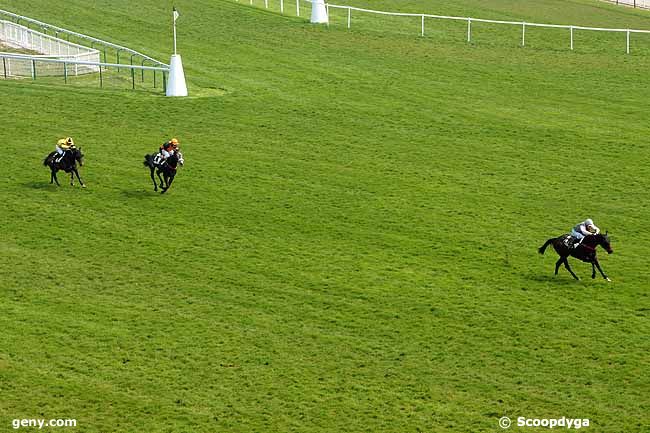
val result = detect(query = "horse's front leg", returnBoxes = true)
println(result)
[72,168,85,188]
[162,175,174,194]
[52,170,60,186]
[593,259,611,282]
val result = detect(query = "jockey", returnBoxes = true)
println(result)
[571,218,600,248]
[55,137,75,161]
[56,137,75,154]
[155,138,179,164]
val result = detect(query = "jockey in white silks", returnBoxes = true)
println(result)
[570,218,600,248]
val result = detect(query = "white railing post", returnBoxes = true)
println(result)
[281,0,284,14]
[522,22,526,46]
[570,26,574,50]
[627,29,630,53]
[264,0,268,8]
[467,18,472,43]
[421,15,425,37]
[326,4,329,27]
[347,7,351,29]
[296,0,300,17]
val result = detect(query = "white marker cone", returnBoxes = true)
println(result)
[166,54,188,97]
[310,0,328,24]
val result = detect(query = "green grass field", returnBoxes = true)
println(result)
[0,0,648,432]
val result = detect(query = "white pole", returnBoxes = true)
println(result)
[265,0,268,8]
[281,0,284,14]
[347,7,351,29]
[421,15,425,37]
[570,26,574,50]
[173,14,177,55]
[627,30,630,54]
[467,18,471,43]
[296,0,300,17]
[522,22,525,46]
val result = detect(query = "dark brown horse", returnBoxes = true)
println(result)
[43,147,85,187]
[538,232,613,281]
[143,150,183,193]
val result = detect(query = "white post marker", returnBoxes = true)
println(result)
[167,6,188,97]
[310,0,329,24]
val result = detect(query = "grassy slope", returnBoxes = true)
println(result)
[0,0,648,432]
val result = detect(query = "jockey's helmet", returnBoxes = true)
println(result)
[170,138,179,145]
[585,218,594,226]
[66,137,75,147]
[57,138,67,146]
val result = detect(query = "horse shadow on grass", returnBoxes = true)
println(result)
[120,189,159,199]
[22,181,60,190]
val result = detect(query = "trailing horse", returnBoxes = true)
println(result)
[143,150,183,193]
[43,147,85,188]
[538,232,613,281]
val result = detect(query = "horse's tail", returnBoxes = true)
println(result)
[538,238,554,255]
[44,152,54,166]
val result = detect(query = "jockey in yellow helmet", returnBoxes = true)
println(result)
[56,137,75,153]
[155,138,180,165]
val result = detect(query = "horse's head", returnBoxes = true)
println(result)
[166,152,179,170]
[72,147,84,166]
[176,150,184,167]
[596,231,613,254]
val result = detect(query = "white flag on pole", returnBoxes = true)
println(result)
[173,7,180,22]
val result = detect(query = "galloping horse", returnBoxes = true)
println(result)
[43,147,85,187]
[538,232,613,281]
[143,150,183,193]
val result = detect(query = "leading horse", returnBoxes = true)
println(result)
[43,147,85,187]
[538,232,613,281]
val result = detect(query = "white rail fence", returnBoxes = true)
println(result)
[0,53,169,90]
[604,0,650,9]
[244,0,650,54]
[0,20,100,76]
[0,8,167,68]
[0,8,169,91]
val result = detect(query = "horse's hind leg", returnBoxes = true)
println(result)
[554,258,563,275]
[563,258,580,281]
[149,168,158,191]
[156,171,165,189]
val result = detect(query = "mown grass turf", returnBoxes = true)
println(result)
[0,0,648,432]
